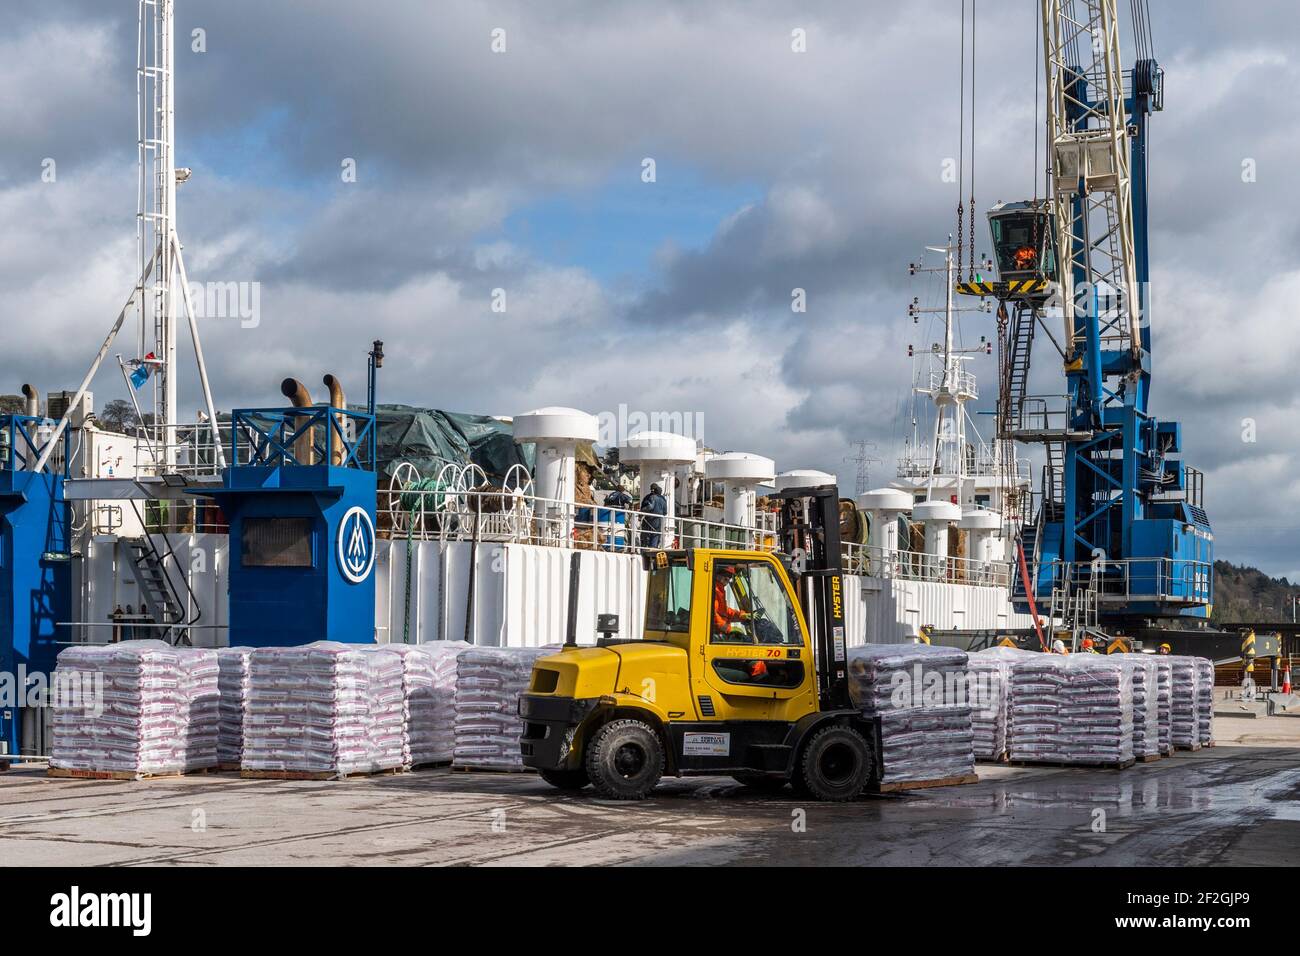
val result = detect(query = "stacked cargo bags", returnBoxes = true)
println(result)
[216,647,252,768]
[179,649,221,770]
[1121,655,1161,760]
[1007,654,1134,766]
[242,642,404,776]
[968,647,1039,761]
[50,641,219,777]
[846,644,975,785]
[373,642,467,768]
[1154,657,1173,755]
[1194,656,1215,746]
[1169,655,1200,749]
[453,646,552,770]
[366,649,408,773]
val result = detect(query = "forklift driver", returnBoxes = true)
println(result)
[712,565,754,640]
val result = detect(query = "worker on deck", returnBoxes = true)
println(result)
[1051,639,1068,655]
[1158,642,1172,655]
[1080,637,1097,653]
[638,483,668,549]
[713,565,753,640]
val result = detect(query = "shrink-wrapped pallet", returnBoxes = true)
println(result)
[1194,656,1215,746]
[1169,655,1200,749]
[178,648,220,770]
[1154,657,1173,754]
[1007,653,1134,766]
[453,646,551,770]
[407,642,469,766]
[365,642,467,768]
[1121,655,1160,759]
[847,644,975,784]
[969,647,1039,761]
[216,647,253,766]
[50,640,220,776]
[242,642,403,776]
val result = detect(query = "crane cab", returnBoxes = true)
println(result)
[519,487,881,801]
[957,200,1057,300]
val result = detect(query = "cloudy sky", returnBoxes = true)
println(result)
[2,0,1297,580]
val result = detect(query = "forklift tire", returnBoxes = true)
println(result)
[585,719,664,800]
[540,767,590,791]
[731,772,788,793]
[798,725,874,802]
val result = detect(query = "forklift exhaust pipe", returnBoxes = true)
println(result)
[280,377,316,465]
[564,551,581,647]
[323,374,345,466]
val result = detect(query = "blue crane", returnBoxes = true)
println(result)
[957,0,1213,635]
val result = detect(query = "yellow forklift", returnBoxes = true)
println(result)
[519,485,882,800]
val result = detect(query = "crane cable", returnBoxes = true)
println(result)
[967,0,976,281]
[956,0,966,275]
[954,1,978,280]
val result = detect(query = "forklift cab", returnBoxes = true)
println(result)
[988,200,1057,285]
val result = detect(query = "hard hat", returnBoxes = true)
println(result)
[1081,638,1094,650]
[718,565,736,577]
[1052,639,1066,654]
[1159,642,1171,653]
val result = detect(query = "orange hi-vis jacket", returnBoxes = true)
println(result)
[713,583,746,632]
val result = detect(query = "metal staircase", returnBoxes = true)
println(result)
[999,303,1037,433]
[1044,441,1065,523]
[125,536,186,641]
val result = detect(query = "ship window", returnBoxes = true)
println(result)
[242,517,314,567]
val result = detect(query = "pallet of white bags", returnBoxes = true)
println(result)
[1174,742,1202,752]
[48,767,217,781]
[1137,753,1162,763]
[870,772,979,794]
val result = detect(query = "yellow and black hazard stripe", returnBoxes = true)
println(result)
[1242,629,1256,673]
[954,278,1050,298]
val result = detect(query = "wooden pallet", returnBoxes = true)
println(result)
[408,760,452,772]
[1137,753,1162,763]
[870,773,979,794]
[240,766,405,781]
[48,767,217,782]
[450,764,535,775]
[1010,757,1137,770]
[1175,742,1202,752]
[216,762,242,773]
[976,753,1010,765]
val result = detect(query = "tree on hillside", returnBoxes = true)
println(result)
[0,394,25,415]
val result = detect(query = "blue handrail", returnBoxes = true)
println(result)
[230,406,376,471]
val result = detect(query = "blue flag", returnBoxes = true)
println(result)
[130,352,155,390]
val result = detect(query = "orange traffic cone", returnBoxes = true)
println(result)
[1283,662,1292,695]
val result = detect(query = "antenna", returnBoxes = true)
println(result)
[35,0,224,474]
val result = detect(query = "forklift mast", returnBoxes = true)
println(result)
[772,486,850,711]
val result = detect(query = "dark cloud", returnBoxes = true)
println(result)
[1,0,1297,577]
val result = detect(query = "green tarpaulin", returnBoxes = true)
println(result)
[373,404,536,483]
